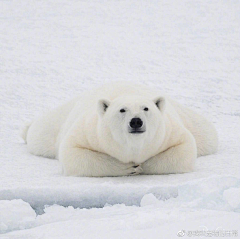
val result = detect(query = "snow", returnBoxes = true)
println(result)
[1,199,240,239]
[223,188,240,210]
[0,200,36,233]
[1,0,240,238]
[140,193,160,207]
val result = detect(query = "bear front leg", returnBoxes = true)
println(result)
[59,147,143,177]
[142,131,197,175]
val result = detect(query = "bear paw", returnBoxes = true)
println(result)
[129,164,143,176]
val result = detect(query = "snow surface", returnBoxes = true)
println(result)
[0,0,240,238]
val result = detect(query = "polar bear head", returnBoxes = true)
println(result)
[97,95,166,163]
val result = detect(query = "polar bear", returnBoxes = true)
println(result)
[22,82,218,177]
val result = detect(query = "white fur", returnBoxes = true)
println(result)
[24,82,218,177]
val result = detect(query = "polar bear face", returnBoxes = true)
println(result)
[97,95,166,163]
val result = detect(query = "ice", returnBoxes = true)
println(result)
[140,193,160,207]
[1,0,240,237]
[0,200,36,233]
[223,188,240,210]
[0,183,179,214]
[1,176,239,235]
[140,176,240,211]
[2,203,240,239]
[175,176,240,211]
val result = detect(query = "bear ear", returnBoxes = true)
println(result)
[98,99,110,116]
[153,97,166,112]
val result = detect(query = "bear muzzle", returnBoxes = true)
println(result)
[128,118,146,134]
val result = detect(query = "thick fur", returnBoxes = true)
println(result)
[23,83,218,177]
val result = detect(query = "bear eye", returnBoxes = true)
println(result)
[143,107,149,111]
[120,109,126,113]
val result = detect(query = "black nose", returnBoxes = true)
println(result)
[129,118,143,129]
